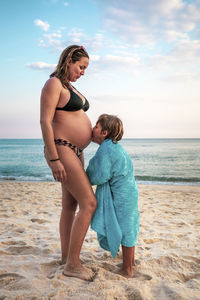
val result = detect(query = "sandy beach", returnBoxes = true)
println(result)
[0,182,200,300]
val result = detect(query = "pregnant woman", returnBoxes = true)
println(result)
[40,45,97,281]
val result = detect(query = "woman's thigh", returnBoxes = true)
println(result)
[57,146,95,207]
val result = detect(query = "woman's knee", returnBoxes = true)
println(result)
[82,195,97,214]
[90,195,97,212]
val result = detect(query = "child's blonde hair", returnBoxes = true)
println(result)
[97,114,124,143]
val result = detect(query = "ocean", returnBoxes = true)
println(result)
[0,139,200,185]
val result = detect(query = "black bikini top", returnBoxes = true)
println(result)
[56,87,89,112]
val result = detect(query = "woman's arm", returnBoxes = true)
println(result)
[40,77,66,182]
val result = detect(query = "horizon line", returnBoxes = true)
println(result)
[0,137,200,140]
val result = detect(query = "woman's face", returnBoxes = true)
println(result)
[67,57,89,82]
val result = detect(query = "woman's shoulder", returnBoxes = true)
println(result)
[42,77,63,93]
[46,77,62,87]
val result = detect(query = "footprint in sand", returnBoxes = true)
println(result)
[133,271,152,281]
[143,238,160,244]
[15,228,25,233]
[93,267,123,281]
[2,240,26,246]
[183,256,200,264]
[100,262,115,272]
[31,218,49,224]
[6,245,40,255]
[178,272,200,282]
[126,287,143,300]
[93,263,152,282]
[0,273,25,288]
[40,260,62,279]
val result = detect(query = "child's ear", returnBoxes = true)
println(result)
[102,130,108,138]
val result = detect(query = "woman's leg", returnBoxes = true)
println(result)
[60,187,77,264]
[57,146,97,280]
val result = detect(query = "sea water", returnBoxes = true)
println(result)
[0,139,200,185]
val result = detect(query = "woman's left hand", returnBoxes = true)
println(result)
[50,160,67,183]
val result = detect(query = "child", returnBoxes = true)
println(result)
[86,114,139,278]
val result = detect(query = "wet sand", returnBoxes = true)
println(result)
[0,182,200,299]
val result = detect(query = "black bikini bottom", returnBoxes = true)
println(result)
[54,139,83,158]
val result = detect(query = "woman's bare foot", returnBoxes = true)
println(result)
[63,264,94,281]
[60,257,84,265]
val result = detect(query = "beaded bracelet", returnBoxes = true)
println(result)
[50,158,60,162]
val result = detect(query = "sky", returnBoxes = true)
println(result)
[0,0,200,138]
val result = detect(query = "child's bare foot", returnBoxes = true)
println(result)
[59,258,66,265]
[114,268,134,278]
[63,264,94,281]
[117,260,140,269]
[132,260,136,266]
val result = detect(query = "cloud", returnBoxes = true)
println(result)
[145,39,200,72]
[26,52,140,75]
[36,25,106,53]
[81,52,141,80]
[39,31,63,50]
[31,1,200,81]
[36,27,88,50]
[169,39,200,63]
[84,33,105,52]
[96,0,200,45]
[164,71,200,82]
[44,32,62,39]
[26,62,56,71]
[67,28,86,43]
[34,19,50,31]
[91,54,140,71]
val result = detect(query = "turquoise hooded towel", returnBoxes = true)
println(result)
[86,139,139,258]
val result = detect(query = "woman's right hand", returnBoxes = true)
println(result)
[50,160,67,183]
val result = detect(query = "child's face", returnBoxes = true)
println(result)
[92,122,107,145]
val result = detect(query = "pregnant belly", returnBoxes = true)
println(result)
[53,111,92,149]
